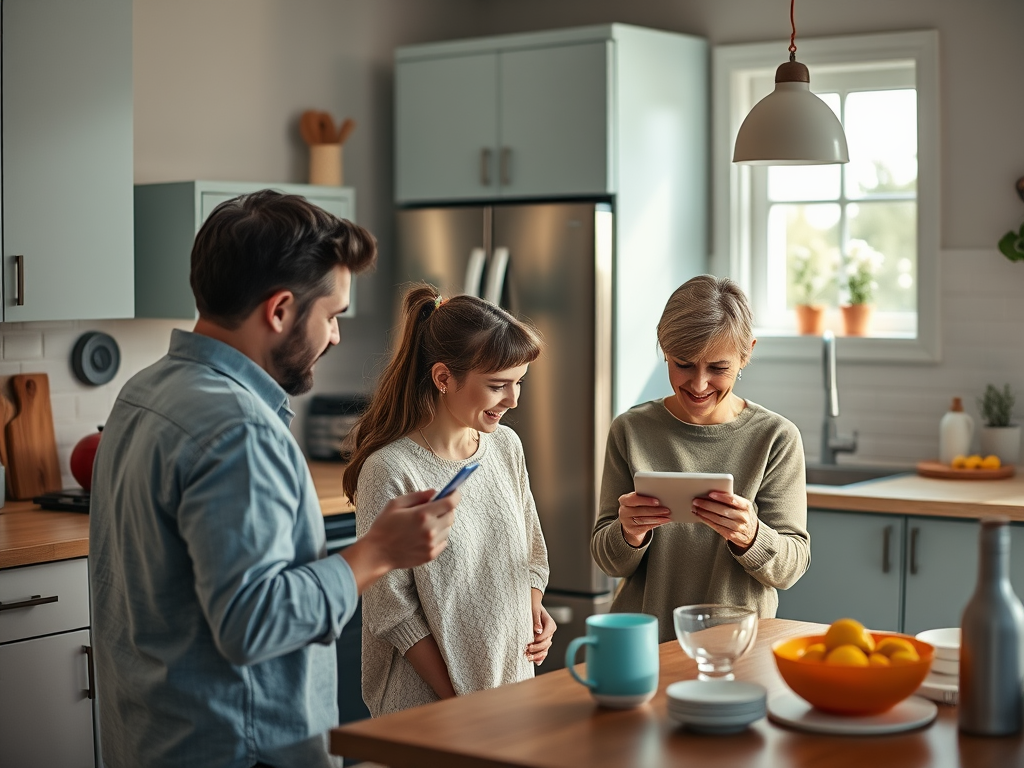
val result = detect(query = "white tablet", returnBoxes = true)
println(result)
[633,471,734,524]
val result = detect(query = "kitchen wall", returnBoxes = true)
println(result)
[3,0,1023,475]
[472,1,1024,465]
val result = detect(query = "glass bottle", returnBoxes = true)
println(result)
[959,516,1024,735]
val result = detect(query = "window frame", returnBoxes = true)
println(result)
[712,30,940,363]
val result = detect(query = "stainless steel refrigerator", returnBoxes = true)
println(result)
[396,202,618,672]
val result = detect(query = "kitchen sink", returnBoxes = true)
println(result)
[805,464,914,487]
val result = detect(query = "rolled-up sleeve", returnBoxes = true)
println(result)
[179,423,358,666]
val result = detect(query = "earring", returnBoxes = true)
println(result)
[440,386,447,395]
[737,369,743,381]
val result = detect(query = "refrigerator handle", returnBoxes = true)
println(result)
[464,247,487,297]
[482,247,509,306]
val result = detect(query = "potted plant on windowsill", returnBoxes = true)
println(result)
[792,248,827,335]
[978,383,1020,466]
[840,239,884,336]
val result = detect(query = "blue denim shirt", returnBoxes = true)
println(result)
[89,330,356,768]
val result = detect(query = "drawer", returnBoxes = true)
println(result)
[0,558,90,644]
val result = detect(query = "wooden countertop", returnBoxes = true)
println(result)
[808,470,1024,521]
[330,618,1023,768]
[0,461,354,569]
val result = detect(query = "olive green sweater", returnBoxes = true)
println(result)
[591,399,810,643]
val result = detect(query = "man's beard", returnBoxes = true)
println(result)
[272,321,325,396]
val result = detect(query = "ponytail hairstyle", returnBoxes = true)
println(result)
[342,283,543,502]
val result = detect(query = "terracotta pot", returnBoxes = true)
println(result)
[841,304,874,337]
[795,304,826,336]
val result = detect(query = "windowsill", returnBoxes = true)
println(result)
[752,332,940,363]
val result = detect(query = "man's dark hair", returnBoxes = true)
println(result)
[190,189,377,329]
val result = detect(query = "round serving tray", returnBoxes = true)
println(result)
[916,460,1015,480]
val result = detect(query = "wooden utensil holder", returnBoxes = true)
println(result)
[309,143,343,186]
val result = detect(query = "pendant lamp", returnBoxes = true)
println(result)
[732,0,849,165]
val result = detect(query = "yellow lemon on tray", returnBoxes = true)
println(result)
[963,454,983,470]
[951,455,968,469]
[824,617,875,654]
[981,454,1002,470]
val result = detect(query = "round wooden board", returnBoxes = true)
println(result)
[916,460,1015,480]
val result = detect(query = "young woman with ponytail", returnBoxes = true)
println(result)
[343,283,556,716]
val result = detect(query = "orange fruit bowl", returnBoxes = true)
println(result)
[772,632,934,715]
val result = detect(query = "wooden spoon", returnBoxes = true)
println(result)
[300,110,320,146]
[317,112,336,145]
[337,118,356,145]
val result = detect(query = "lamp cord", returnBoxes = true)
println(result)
[789,0,797,61]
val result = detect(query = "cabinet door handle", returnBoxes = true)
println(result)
[910,526,920,575]
[882,524,892,574]
[0,593,58,612]
[500,147,511,186]
[83,645,96,699]
[480,148,492,186]
[14,254,24,306]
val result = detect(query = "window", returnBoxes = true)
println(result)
[713,31,939,362]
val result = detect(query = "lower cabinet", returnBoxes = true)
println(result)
[777,509,1024,635]
[0,558,95,768]
[777,509,903,631]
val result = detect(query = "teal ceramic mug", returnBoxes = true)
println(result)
[565,613,659,708]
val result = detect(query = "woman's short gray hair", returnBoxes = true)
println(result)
[656,275,755,365]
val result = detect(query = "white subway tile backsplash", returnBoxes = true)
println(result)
[3,332,43,360]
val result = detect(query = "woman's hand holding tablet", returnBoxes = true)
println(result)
[632,472,734,524]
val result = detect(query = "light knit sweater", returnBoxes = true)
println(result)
[355,426,549,717]
[591,399,810,643]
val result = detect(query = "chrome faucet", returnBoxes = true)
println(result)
[820,330,857,464]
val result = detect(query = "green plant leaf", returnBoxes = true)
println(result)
[999,229,1024,262]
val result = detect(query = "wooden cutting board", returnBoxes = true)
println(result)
[0,390,16,498]
[916,460,1016,480]
[5,373,62,499]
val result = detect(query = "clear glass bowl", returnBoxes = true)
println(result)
[673,604,758,681]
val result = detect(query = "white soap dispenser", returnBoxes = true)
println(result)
[939,397,974,464]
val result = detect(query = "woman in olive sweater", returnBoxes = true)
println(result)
[591,275,810,642]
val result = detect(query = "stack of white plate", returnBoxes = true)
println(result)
[666,679,768,734]
[915,627,960,705]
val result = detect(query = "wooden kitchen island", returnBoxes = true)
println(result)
[330,618,1023,768]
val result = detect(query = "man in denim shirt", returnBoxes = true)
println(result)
[89,191,458,768]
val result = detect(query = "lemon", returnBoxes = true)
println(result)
[875,637,916,658]
[889,648,921,665]
[868,652,891,667]
[800,642,827,662]
[951,455,968,469]
[964,454,983,470]
[824,618,875,654]
[981,455,1002,470]
[825,644,870,666]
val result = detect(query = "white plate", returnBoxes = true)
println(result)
[930,656,959,676]
[668,708,765,735]
[917,671,958,706]
[915,627,960,661]
[768,693,937,735]
[666,679,768,707]
[669,701,766,718]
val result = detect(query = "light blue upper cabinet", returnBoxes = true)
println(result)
[396,27,624,203]
[134,181,357,319]
[395,53,499,202]
[499,43,610,199]
[2,0,134,321]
